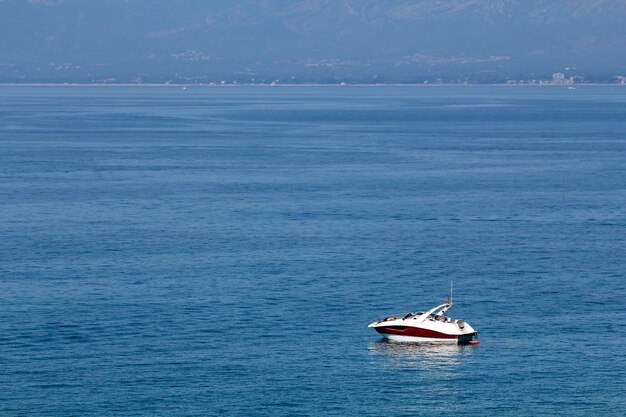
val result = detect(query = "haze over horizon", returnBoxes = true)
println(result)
[1,0,626,84]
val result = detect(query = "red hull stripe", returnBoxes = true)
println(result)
[375,325,458,339]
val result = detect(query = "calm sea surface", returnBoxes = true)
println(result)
[1,86,625,416]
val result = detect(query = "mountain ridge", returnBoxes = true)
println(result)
[1,0,625,83]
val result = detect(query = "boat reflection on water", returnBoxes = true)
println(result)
[368,339,474,372]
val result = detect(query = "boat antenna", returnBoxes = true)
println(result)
[450,281,453,305]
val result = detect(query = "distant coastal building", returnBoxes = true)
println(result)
[551,72,574,85]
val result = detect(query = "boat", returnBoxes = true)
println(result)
[368,298,479,344]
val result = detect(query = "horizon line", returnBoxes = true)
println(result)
[1,82,624,87]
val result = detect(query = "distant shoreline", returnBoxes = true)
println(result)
[0,83,624,87]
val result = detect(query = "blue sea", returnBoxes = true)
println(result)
[1,86,625,416]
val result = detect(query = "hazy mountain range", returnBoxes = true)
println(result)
[1,0,625,83]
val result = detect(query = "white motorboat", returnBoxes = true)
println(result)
[369,298,479,344]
